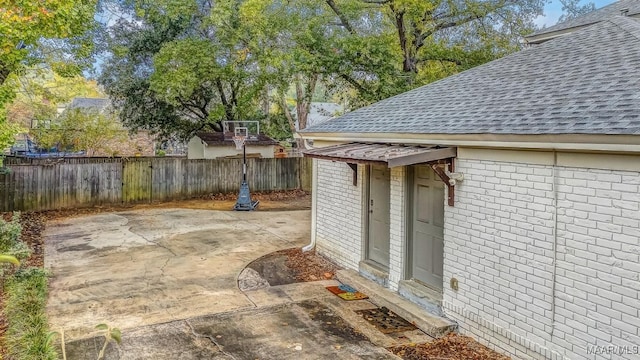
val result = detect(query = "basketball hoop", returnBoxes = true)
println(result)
[223,120,260,211]
[232,135,246,150]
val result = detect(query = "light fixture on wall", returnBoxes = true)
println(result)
[447,172,464,186]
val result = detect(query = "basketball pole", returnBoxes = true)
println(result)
[233,133,258,211]
[243,142,247,182]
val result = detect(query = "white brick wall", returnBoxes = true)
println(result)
[444,158,640,360]
[554,167,640,360]
[315,160,364,270]
[388,166,407,290]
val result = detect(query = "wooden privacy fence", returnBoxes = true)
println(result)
[0,157,312,212]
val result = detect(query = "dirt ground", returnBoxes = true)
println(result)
[41,190,311,220]
[389,333,511,360]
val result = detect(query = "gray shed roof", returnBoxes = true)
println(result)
[68,98,111,112]
[303,16,640,136]
[195,132,278,146]
[529,0,640,42]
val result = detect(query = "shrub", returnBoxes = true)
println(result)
[0,214,30,277]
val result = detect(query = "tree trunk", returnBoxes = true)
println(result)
[391,7,418,73]
[278,94,297,134]
[295,74,318,131]
[0,61,11,86]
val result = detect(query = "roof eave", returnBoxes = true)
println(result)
[526,13,640,44]
[526,24,593,44]
[300,132,640,153]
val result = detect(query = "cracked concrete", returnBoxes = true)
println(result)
[47,208,425,359]
[45,208,310,341]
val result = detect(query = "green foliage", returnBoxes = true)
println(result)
[0,0,98,150]
[98,0,545,136]
[262,111,293,142]
[0,113,22,152]
[0,0,99,104]
[2,69,103,154]
[95,323,122,360]
[0,254,19,266]
[4,267,58,360]
[0,214,31,277]
[32,108,127,156]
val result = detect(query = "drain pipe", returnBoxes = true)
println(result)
[302,158,318,252]
[550,151,559,336]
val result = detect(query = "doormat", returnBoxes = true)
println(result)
[326,284,369,301]
[355,307,417,334]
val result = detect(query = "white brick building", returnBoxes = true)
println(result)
[301,11,640,360]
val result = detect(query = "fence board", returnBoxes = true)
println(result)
[0,157,310,211]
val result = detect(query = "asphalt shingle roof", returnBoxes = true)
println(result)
[68,98,111,111]
[304,16,640,136]
[530,0,640,38]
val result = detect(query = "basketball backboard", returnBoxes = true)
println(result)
[222,121,260,141]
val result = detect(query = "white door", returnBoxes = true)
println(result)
[411,165,445,290]
[368,165,390,267]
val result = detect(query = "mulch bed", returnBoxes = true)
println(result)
[37,189,311,220]
[389,333,511,360]
[281,248,340,282]
[203,189,310,202]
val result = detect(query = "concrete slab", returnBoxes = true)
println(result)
[336,269,458,338]
[187,300,399,360]
[243,280,433,348]
[63,320,228,360]
[45,209,310,340]
[48,208,432,359]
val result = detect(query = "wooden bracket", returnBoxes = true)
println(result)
[347,163,358,186]
[430,158,455,206]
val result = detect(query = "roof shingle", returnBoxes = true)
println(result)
[303,16,640,136]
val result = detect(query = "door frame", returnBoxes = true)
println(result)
[361,165,370,262]
[404,165,445,290]
[363,164,392,269]
[404,166,415,281]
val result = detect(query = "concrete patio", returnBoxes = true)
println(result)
[44,208,433,359]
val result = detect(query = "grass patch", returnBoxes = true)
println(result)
[3,267,57,360]
[1,214,57,360]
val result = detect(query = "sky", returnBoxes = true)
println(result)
[536,0,617,27]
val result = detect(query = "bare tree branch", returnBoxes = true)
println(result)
[339,74,370,96]
[325,0,356,34]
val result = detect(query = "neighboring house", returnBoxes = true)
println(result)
[67,97,112,113]
[187,132,279,159]
[62,97,155,157]
[527,0,640,44]
[301,14,640,360]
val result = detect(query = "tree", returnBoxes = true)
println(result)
[247,0,546,124]
[99,0,272,140]
[33,108,126,156]
[317,0,545,106]
[0,0,98,151]
[6,69,102,129]
[0,0,97,87]
[558,0,595,23]
[98,0,545,137]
